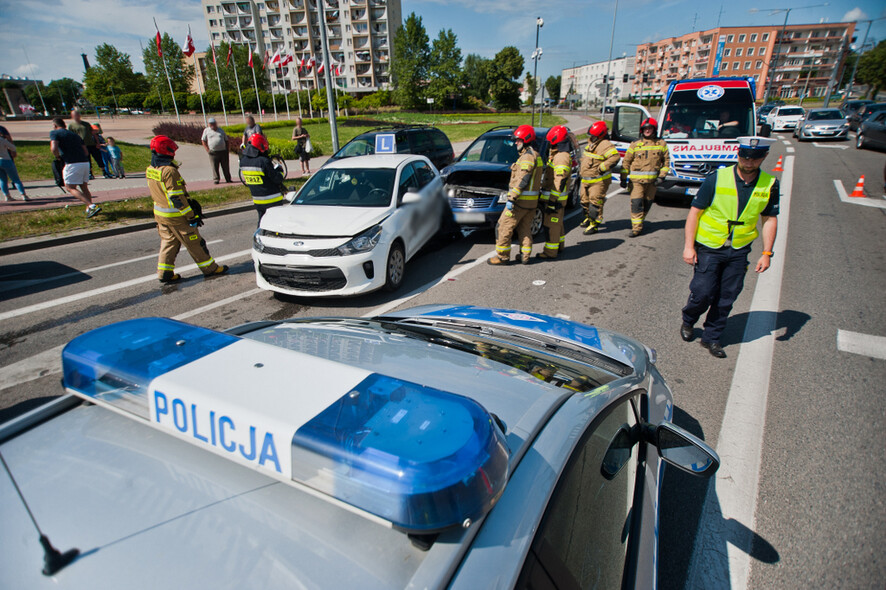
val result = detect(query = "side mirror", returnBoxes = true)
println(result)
[651,421,719,477]
[401,191,422,205]
[759,124,772,137]
[284,189,298,202]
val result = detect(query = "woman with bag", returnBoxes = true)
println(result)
[291,117,312,175]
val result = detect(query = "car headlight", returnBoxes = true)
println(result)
[497,191,509,203]
[447,187,456,198]
[252,230,264,253]
[337,224,383,256]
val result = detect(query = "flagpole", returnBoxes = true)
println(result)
[271,65,279,122]
[229,39,246,119]
[154,18,181,124]
[249,44,264,122]
[285,89,291,120]
[140,39,166,116]
[211,44,228,125]
[189,26,207,126]
[295,61,303,118]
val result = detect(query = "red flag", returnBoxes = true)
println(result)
[248,50,254,68]
[317,61,324,74]
[281,53,293,66]
[262,50,269,70]
[155,31,163,57]
[183,32,195,57]
[308,56,315,70]
[226,44,232,67]
[211,44,218,64]
[270,50,281,65]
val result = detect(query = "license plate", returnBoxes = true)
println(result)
[454,212,487,224]
[685,187,699,196]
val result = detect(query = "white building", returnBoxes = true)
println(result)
[560,56,636,107]
[202,0,401,94]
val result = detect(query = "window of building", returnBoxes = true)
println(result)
[750,33,758,42]
[212,32,220,40]
[260,17,266,23]
[736,48,743,57]
[744,61,751,69]
[762,33,770,41]
[725,48,731,56]
[753,74,760,82]
[721,62,729,70]
[207,5,214,12]
[759,47,766,56]
[747,47,754,56]
[210,19,217,26]
[739,34,746,42]
[727,34,734,43]
[756,60,763,69]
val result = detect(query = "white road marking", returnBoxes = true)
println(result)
[0,249,252,323]
[833,179,886,209]
[781,139,791,145]
[837,330,886,360]
[812,142,848,149]
[687,155,794,589]
[786,147,795,153]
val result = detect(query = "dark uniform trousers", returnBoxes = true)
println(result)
[681,243,750,343]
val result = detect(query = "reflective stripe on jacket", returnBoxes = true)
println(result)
[623,138,669,184]
[542,150,572,203]
[696,166,775,249]
[580,138,620,183]
[147,165,193,219]
[239,153,285,205]
[508,146,543,206]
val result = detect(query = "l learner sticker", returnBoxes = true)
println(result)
[697,85,725,101]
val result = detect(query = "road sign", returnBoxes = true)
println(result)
[375,134,396,154]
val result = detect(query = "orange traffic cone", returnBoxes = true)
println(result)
[772,156,784,172]
[849,175,866,198]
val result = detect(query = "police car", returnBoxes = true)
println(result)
[0,305,718,589]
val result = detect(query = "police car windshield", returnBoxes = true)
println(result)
[460,136,520,165]
[292,168,396,207]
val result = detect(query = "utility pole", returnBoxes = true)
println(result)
[318,0,339,151]
[602,0,619,116]
[530,17,543,125]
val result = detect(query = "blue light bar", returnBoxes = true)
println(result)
[62,318,238,419]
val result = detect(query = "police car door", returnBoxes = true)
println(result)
[611,104,651,180]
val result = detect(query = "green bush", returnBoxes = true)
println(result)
[119,93,146,109]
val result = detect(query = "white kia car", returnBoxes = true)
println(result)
[766,106,805,132]
[253,154,446,296]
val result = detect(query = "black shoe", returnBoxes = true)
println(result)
[214,180,220,184]
[680,323,694,342]
[159,271,181,283]
[700,340,726,358]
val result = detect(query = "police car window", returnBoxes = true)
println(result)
[293,168,395,207]
[516,396,639,589]
[411,161,435,188]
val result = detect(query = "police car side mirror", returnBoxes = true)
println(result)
[759,124,772,138]
[645,421,719,478]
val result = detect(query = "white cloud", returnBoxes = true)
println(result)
[12,63,36,77]
[842,7,868,22]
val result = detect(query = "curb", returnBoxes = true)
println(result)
[0,201,255,256]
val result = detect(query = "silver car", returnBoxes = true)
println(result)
[0,305,717,589]
[793,108,849,141]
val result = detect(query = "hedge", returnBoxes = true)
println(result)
[151,121,320,158]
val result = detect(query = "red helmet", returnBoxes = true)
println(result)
[640,118,658,130]
[150,135,178,156]
[588,121,608,138]
[249,133,270,152]
[546,125,568,145]
[513,125,536,143]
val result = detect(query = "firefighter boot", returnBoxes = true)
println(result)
[487,256,510,266]
[159,271,181,283]
[204,264,230,278]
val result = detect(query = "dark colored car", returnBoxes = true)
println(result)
[848,103,886,132]
[325,126,455,171]
[840,99,875,118]
[757,104,777,125]
[856,110,886,151]
[440,126,581,237]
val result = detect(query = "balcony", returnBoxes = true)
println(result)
[354,36,369,48]
[355,50,371,62]
[372,23,386,34]
[353,23,369,34]
[374,49,389,61]
[370,0,386,4]
[293,26,308,38]
[291,11,305,23]
[371,7,386,20]
[239,16,253,27]
[268,14,280,26]
[311,26,320,37]
[372,39,388,50]
[266,0,280,11]
[328,25,341,37]
[270,28,284,40]
[228,31,242,42]
[288,0,304,7]
[326,10,339,23]
[221,3,237,15]
[225,17,238,27]
[236,2,251,13]
[351,8,367,20]
[326,0,339,7]
[243,30,256,42]
[356,63,372,75]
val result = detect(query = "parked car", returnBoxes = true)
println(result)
[840,99,875,118]
[766,106,805,132]
[0,305,718,589]
[756,104,777,126]
[253,154,446,297]
[440,126,580,236]
[325,126,454,171]
[848,102,886,132]
[856,111,886,151]
[792,108,849,141]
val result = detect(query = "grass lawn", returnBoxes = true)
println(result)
[256,112,567,155]
[11,140,153,182]
[0,180,304,242]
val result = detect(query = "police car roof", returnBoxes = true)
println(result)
[0,306,642,588]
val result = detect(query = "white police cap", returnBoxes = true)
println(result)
[737,136,775,150]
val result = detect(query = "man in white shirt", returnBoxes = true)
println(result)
[201,118,232,184]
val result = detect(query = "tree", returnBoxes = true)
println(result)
[48,78,83,110]
[202,42,270,111]
[487,46,524,110]
[545,75,561,103]
[856,40,886,97]
[142,33,194,108]
[82,44,148,107]
[524,74,538,106]
[427,29,462,108]
[391,12,430,109]
[463,54,492,102]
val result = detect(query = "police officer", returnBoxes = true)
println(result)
[680,136,779,358]
[538,125,572,259]
[147,135,228,283]
[579,121,620,235]
[488,125,543,266]
[622,118,669,237]
[239,133,285,224]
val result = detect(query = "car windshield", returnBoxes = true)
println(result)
[292,167,396,207]
[459,136,520,164]
[779,108,804,116]
[807,110,843,121]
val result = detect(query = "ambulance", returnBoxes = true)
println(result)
[611,77,764,199]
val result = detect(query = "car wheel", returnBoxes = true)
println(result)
[856,133,866,150]
[530,207,544,237]
[384,241,405,292]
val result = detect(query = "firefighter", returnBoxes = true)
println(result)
[621,117,669,237]
[580,121,620,235]
[538,125,572,259]
[147,135,228,283]
[239,133,285,225]
[488,125,543,266]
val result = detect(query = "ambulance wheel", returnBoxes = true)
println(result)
[384,241,405,292]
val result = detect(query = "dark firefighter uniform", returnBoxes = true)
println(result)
[239,141,285,224]
[580,135,620,234]
[539,147,572,258]
[491,136,543,265]
[147,150,224,282]
[622,129,669,236]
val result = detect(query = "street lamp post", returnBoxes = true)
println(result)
[843,17,886,99]
[530,17,543,126]
[602,0,619,116]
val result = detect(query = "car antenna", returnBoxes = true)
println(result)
[0,450,80,576]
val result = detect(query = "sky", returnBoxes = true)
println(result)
[1,0,884,87]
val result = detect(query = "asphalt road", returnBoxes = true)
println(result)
[1,133,884,589]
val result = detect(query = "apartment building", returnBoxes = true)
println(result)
[202,0,401,94]
[632,22,855,101]
[559,56,636,106]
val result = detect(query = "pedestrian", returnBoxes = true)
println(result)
[488,125,543,266]
[67,109,110,179]
[242,115,263,147]
[146,135,228,283]
[0,133,29,201]
[537,125,572,260]
[291,117,311,175]
[579,121,620,234]
[239,133,285,225]
[621,118,669,237]
[106,137,125,178]
[93,124,116,178]
[201,117,232,184]
[49,117,101,217]
[680,136,779,358]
